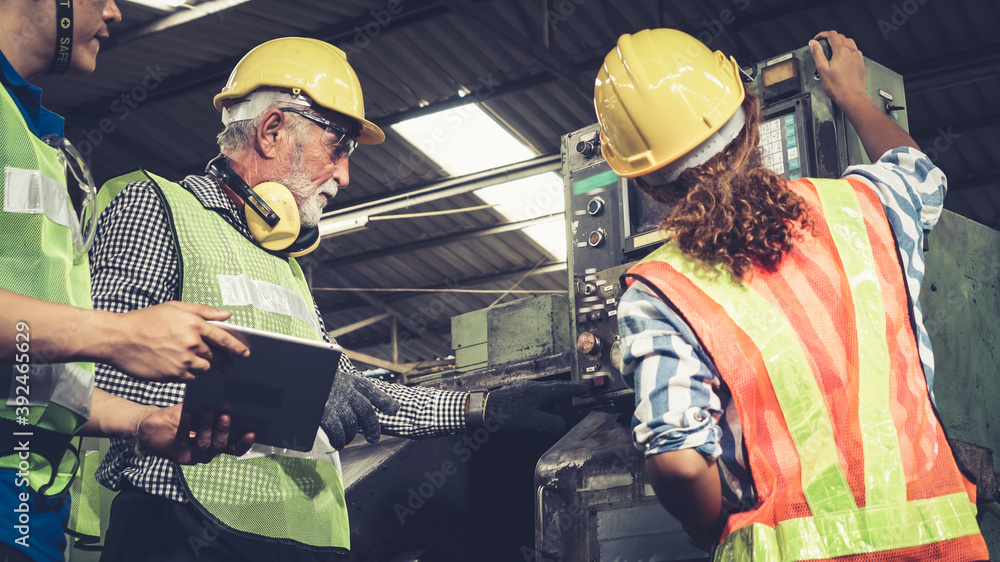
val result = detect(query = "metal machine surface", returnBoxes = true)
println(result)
[566,43,908,406]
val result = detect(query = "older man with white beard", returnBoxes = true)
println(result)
[88,37,584,561]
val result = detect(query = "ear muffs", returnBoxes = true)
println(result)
[206,155,321,256]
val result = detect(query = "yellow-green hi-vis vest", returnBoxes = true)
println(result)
[0,84,94,496]
[98,169,349,552]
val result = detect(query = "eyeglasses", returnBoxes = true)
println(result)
[280,107,358,162]
[42,135,98,264]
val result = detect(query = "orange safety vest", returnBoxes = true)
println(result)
[626,177,988,561]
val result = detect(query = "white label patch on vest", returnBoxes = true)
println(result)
[7,362,93,419]
[217,274,322,334]
[4,167,75,229]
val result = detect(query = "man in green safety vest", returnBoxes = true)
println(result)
[89,36,585,560]
[0,1,255,561]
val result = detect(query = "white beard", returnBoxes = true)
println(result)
[282,167,339,229]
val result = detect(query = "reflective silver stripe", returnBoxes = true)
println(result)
[217,274,321,333]
[7,362,93,419]
[4,167,83,247]
[241,429,339,466]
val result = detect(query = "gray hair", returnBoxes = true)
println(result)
[216,100,312,152]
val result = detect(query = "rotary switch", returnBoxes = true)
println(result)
[577,331,602,356]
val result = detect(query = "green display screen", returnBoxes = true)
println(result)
[572,169,619,195]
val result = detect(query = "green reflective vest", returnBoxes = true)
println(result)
[0,83,94,496]
[98,169,349,552]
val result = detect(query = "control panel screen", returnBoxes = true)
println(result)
[626,179,672,239]
[571,167,618,196]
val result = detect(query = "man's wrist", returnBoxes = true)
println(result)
[73,308,117,364]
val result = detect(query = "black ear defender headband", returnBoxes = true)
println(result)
[205,154,320,257]
[46,0,73,75]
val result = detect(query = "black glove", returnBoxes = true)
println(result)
[321,373,400,450]
[478,380,589,433]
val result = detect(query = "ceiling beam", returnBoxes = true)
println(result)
[340,325,452,356]
[318,262,566,316]
[912,112,1000,144]
[318,153,560,237]
[102,0,254,49]
[901,44,1000,97]
[327,312,393,339]
[376,72,557,127]
[948,174,1000,193]
[341,348,420,374]
[320,269,452,356]
[65,2,451,120]
[439,0,592,100]
[318,213,563,269]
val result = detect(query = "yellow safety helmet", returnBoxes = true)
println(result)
[214,37,384,145]
[595,29,745,178]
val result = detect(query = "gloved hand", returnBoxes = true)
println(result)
[477,380,589,433]
[321,373,400,450]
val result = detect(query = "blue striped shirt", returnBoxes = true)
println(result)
[617,147,946,509]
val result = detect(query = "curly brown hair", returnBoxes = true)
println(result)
[635,94,813,279]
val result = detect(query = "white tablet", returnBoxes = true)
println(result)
[181,321,342,451]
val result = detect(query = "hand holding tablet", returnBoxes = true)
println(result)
[181,322,343,451]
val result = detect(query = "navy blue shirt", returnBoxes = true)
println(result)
[0,48,64,138]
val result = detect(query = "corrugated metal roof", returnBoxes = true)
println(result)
[31,0,1000,365]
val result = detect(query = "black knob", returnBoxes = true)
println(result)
[576,140,596,158]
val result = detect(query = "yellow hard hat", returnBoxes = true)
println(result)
[595,29,745,178]
[214,37,384,145]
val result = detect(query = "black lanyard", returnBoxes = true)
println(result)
[46,0,73,75]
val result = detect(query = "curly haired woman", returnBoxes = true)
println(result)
[600,29,989,560]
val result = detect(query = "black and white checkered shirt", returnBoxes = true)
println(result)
[90,173,468,502]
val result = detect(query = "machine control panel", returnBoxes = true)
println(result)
[571,263,634,407]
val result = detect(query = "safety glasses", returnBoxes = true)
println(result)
[280,107,357,162]
[42,135,98,264]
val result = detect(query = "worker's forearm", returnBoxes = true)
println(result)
[836,94,920,162]
[76,388,148,437]
[0,288,121,365]
[646,449,724,544]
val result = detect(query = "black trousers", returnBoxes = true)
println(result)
[100,483,344,562]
